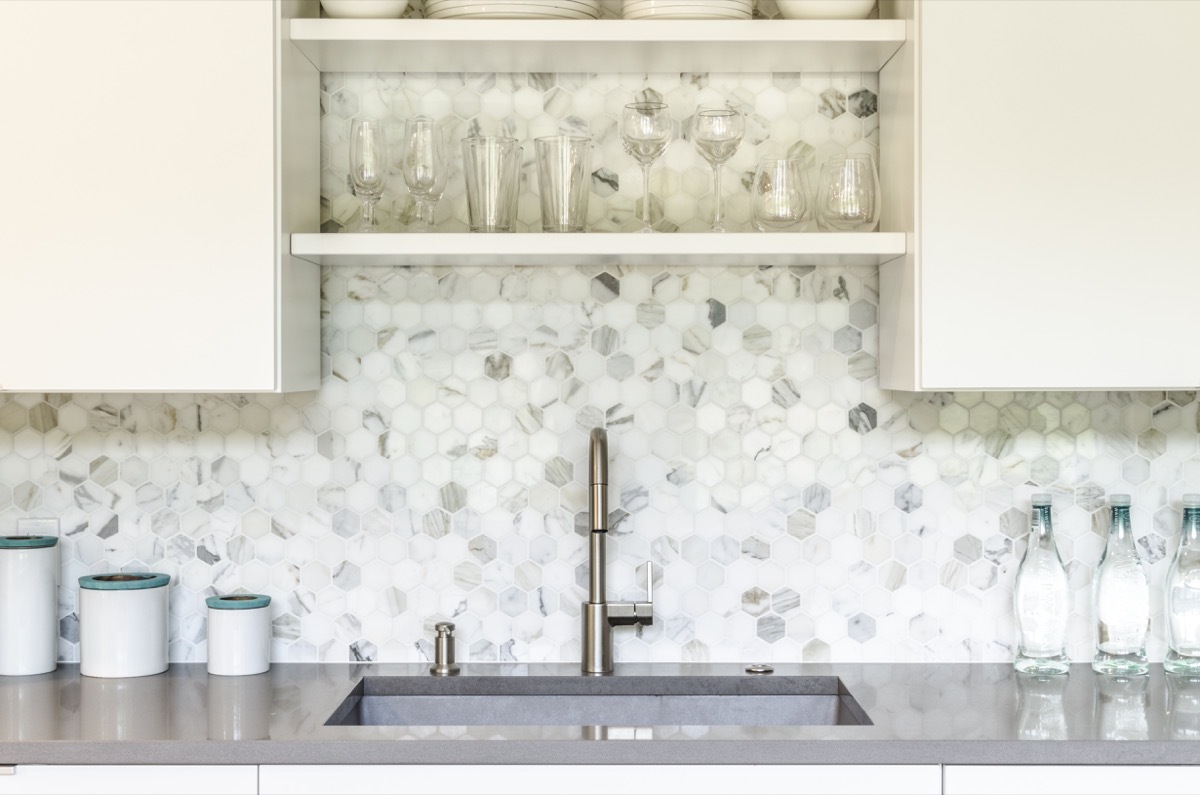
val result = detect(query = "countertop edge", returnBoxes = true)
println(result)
[3,740,1200,767]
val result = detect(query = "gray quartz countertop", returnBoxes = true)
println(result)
[1,662,1198,766]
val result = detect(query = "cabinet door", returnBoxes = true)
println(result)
[0,0,317,392]
[882,0,1200,390]
[0,764,257,795]
[944,765,1199,795]
[260,764,941,795]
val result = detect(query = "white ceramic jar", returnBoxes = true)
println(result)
[0,533,60,676]
[78,572,170,678]
[206,594,271,676]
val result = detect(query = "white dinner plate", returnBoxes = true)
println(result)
[623,0,748,8]
[427,2,597,18]
[428,0,598,10]
[429,7,597,19]
[624,7,751,19]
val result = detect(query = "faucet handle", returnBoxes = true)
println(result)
[636,560,654,624]
[607,560,655,627]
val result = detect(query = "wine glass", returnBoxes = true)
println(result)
[750,156,808,232]
[349,117,388,232]
[692,105,744,232]
[815,152,880,232]
[621,101,672,233]
[401,116,448,232]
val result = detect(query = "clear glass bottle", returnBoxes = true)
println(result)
[1092,493,1150,675]
[1165,494,1200,674]
[1013,493,1070,675]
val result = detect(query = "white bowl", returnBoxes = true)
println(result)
[774,0,874,19]
[320,0,409,18]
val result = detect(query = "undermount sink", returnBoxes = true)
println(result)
[325,675,871,727]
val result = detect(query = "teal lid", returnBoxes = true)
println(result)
[79,572,170,591]
[206,594,270,610]
[0,535,57,549]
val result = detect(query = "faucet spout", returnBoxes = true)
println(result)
[588,428,608,604]
[581,427,653,675]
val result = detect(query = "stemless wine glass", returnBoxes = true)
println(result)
[692,105,744,232]
[621,101,672,233]
[815,152,880,232]
[401,116,448,232]
[349,117,388,232]
[751,156,807,232]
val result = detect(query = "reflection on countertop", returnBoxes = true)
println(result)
[0,663,1198,766]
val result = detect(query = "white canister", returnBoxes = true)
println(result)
[79,572,170,678]
[206,594,271,676]
[0,534,59,676]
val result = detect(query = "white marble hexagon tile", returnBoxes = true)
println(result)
[1,260,1199,665]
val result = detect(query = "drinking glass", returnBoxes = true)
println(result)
[750,157,807,232]
[461,136,522,233]
[692,105,744,232]
[349,117,388,232]
[401,116,448,232]
[815,152,880,232]
[620,101,672,233]
[534,136,592,233]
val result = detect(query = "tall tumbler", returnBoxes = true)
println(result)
[534,136,592,233]
[461,137,521,232]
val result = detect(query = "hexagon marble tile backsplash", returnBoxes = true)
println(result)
[4,262,1200,666]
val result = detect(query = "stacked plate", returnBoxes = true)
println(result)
[425,0,601,18]
[622,0,751,19]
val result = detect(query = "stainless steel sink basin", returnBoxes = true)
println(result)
[325,675,871,727]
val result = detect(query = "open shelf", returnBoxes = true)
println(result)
[290,232,906,268]
[290,18,907,73]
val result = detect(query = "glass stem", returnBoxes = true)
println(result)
[418,199,435,227]
[641,163,652,230]
[712,162,724,231]
[363,199,376,228]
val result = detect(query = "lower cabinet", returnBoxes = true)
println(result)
[943,765,1198,795]
[0,765,257,795]
[258,764,942,795]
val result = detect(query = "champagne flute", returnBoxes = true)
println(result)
[349,117,387,232]
[692,105,744,232]
[621,101,672,233]
[401,116,448,232]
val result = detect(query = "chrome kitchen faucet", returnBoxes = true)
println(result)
[581,428,653,675]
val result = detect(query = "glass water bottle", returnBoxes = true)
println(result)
[1092,494,1150,676]
[1014,493,1070,675]
[1166,494,1200,674]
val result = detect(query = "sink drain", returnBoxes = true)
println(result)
[744,663,774,674]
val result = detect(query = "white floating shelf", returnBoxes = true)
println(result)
[290,19,907,74]
[290,232,906,268]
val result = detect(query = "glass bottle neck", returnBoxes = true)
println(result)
[1108,505,1135,546]
[1182,507,1200,547]
[1031,505,1054,542]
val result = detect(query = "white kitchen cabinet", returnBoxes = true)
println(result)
[879,0,1200,390]
[0,0,319,393]
[0,764,256,795]
[943,765,1199,795]
[259,764,941,795]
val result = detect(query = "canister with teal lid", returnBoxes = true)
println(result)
[79,571,170,678]
[206,593,272,676]
[0,519,60,676]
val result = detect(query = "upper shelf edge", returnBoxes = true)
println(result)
[290,18,908,73]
